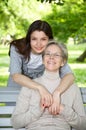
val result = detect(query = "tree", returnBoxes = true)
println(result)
[76,50,86,62]
[37,0,86,62]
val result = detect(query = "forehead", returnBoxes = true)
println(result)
[45,44,62,53]
[31,30,48,37]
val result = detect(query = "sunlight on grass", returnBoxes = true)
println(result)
[69,63,86,69]
[0,68,9,75]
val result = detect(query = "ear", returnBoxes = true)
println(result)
[61,59,66,67]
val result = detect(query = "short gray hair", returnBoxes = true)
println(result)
[42,40,68,63]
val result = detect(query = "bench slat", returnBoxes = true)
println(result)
[0,93,18,102]
[0,128,25,130]
[0,106,14,114]
[0,87,20,103]
[0,119,25,130]
[0,128,16,130]
[82,95,86,104]
[0,118,12,126]
[80,87,86,94]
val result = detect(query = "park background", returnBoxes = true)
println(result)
[0,0,86,87]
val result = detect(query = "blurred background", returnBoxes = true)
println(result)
[0,0,86,87]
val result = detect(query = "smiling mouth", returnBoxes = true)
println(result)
[47,61,56,65]
[36,47,44,51]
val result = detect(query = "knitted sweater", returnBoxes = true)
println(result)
[11,70,86,130]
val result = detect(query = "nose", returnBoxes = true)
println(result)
[36,40,42,47]
[49,54,54,59]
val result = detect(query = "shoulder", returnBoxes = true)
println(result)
[66,83,81,96]
[61,63,71,70]
[10,45,18,54]
[10,45,24,58]
[19,87,32,98]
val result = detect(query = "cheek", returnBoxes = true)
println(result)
[43,40,49,46]
[42,57,48,64]
[30,41,36,48]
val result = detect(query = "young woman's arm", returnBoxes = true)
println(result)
[9,45,52,108]
[49,64,75,115]
[12,73,53,107]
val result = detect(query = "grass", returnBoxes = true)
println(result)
[67,43,86,87]
[0,43,86,87]
[0,44,9,86]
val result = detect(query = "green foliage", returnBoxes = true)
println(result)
[0,0,52,39]
[0,0,86,43]
[43,1,86,42]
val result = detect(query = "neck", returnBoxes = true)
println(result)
[43,69,60,80]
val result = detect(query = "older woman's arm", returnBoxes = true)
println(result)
[60,86,86,130]
[50,63,75,115]
[11,88,43,129]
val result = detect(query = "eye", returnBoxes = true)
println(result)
[45,53,50,56]
[55,54,61,57]
[31,38,36,40]
[41,38,48,41]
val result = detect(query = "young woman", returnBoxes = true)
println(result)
[11,40,86,130]
[8,20,74,114]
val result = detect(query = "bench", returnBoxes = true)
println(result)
[0,86,86,130]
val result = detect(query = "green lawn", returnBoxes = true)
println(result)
[67,43,86,87]
[0,43,86,87]
[0,44,10,86]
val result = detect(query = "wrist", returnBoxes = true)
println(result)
[37,84,45,93]
[54,89,61,96]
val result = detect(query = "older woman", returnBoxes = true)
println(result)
[11,40,86,130]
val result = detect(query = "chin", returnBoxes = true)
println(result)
[47,69,56,72]
[36,50,43,54]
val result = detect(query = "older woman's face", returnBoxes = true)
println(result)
[30,31,49,54]
[43,44,64,72]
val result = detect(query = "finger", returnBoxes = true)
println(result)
[48,106,52,114]
[50,105,58,115]
[41,97,46,107]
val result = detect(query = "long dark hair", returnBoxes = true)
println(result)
[9,20,53,60]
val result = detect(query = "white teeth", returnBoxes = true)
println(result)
[48,61,55,64]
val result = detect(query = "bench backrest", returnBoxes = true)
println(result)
[0,86,86,130]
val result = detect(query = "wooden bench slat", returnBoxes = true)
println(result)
[0,106,14,114]
[0,128,15,130]
[0,128,25,130]
[0,87,20,103]
[0,118,11,126]
[0,119,25,130]
[82,95,86,104]
[80,87,86,94]
[0,94,18,102]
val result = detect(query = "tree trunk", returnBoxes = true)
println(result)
[76,50,86,62]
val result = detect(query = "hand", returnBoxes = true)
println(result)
[59,104,64,113]
[39,87,53,108]
[48,90,61,115]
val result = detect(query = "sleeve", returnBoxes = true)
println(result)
[61,86,86,130]
[60,63,73,78]
[11,87,43,129]
[9,45,23,75]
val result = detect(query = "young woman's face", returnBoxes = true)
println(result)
[30,31,49,54]
[43,44,64,72]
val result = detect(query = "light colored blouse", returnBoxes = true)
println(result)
[11,70,86,130]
